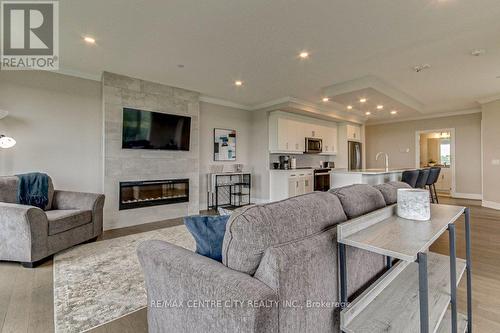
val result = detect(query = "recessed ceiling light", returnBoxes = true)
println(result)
[299,51,310,59]
[390,110,398,115]
[365,111,371,116]
[177,64,185,68]
[359,98,367,103]
[83,36,96,44]
[322,97,329,102]
[347,105,353,110]
[376,105,384,110]
[234,80,243,86]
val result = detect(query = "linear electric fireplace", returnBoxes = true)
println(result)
[119,179,189,210]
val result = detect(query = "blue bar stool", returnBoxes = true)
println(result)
[402,169,419,188]
[426,167,441,203]
[415,168,430,189]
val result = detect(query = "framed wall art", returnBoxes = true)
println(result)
[214,128,236,161]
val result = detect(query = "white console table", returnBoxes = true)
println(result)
[337,204,472,333]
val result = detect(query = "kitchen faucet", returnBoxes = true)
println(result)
[376,152,389,171]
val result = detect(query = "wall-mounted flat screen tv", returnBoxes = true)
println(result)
[122,108,191,151]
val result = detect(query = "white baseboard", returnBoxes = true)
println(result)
[482,200,500,210]
[451,192,483,200]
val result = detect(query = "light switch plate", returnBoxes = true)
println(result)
[492,159,500,166]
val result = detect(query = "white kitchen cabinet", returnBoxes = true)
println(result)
[320,125,338,155]
[271,116,304,153]
[289,120,305,152]
[269,112,338,155]
[270,169,314,201]
[301,174,314,193]
[435,167,451,192]
[303,122,320,138]
[287,175,298,198]
[346,124,362,141]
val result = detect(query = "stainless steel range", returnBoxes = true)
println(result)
[314,168,332,191]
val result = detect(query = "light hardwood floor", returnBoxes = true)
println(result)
[0,199,499,332]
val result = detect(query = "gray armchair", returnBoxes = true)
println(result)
[0,175,104,267]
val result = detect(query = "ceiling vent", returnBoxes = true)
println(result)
[413,64,431,73]
[471,49,486,56]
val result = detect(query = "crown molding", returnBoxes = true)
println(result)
[49,69,481,125]
[55,68,101,81]
[199,96,252,110]
[477,93,500,105]
[366,108,482,126]
[249,97,293,110]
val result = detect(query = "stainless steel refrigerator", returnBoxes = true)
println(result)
[348,141,362,170]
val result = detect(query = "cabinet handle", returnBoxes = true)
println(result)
[312,131,315,137]
[295,143,299,149]
[325,145,328,151]
[286,142,288,149]
[353,133,356,138]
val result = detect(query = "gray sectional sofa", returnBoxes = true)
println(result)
[138,181,410,333]
[0,175,105,267]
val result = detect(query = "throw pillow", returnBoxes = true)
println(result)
[217,207,233,216]
[184,215,230,262]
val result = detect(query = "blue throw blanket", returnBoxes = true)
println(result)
[16,172,49,209]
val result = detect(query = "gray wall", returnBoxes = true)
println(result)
[198,102,252,208]
[0,71,102,193]
[102,72,200,230]
[249,110,270,202]
[481,100,500,206]
[365,113,482,196]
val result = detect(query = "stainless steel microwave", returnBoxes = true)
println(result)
[305,137,322,153]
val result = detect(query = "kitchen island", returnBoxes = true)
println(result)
[331,168,414,189]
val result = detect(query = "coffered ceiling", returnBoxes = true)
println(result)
[59,0,500,121]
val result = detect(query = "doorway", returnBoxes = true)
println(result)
[415,129,456,196]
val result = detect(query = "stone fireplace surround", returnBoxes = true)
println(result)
[102,72,200,230]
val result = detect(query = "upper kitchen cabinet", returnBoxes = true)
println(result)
[270,114,305,154]
[346,124,362,141]
[269,111,337,155]
[320,125,338,155]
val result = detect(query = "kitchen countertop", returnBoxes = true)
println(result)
[270,167,314,172]
[331,168,415,175]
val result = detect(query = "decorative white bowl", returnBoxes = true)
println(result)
[397,188,430,221]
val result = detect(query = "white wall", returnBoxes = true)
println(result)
[0,71,102,193]
[199,102,253,208]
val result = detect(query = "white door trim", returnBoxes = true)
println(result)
[415,128,456,194]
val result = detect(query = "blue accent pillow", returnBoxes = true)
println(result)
[184,215,230,262]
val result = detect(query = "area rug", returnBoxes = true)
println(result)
[53,225,195,333]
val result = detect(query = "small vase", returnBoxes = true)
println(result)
[397,189,430,221]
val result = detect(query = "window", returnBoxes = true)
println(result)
[440,139,451,166]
